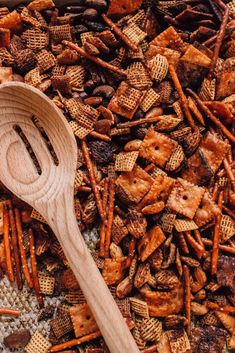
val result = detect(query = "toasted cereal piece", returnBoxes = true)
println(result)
[25,67,41,87]
[27,0,55,11]
[155,270,179,290]
[126,210,147,238]
[70,304,98,338]
[65,290,86,305]
[139,128,178,167]
[127,61,152,90]
[22,29,49,52]
[123,22,147,45]
[148,54,169,82]
[140,89,160,112]
[181,128,202,157]
[25,331,51,353]
[14,49,36,74]
[220,215,235,243]
[36,49,56,73]
[160,212,177,234]
[138,225,166,262]
[166,329,190,353]
[134,262,151,288]
[115,151,139,172]
[50,311,73,339]
[116,165,153,204]
[97,30,119,47]
[132,325,146,350]
[200,132,229,173]
[108,81,143,119]
[0,47,14,65]
[66,65,85,89]
[167,178,205,219]
[174,219,198,232]
[30,209,47,224]
[199,77,216,101]
[69,120,93,139]
[164,315,188,330]
[49,24,72,43]
[60,268,79,291]
[102,257,129,286]
[172,101,184,120]
[181,150,213,186]
[140,318,162,342]
[111,215,128,245]
[165,145,185,172]
[38,272,55,295]
[21,7,41,28]
[130,297,149,318]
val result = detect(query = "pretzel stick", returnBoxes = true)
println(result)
[104,178,115,257]
[202,238,235,254]
[211,190,223,275]
[15,208,33,289]
[50,331,102,352]
[194,229,205,250]
[212,182,219,201]
[214,0,227,10]
[208,7,229,79]
[222,205,235,220]
[81,140,104,221]
[77,185,92,193]
[187,89,235,144]
[63,40,127,77]
[3,205,14,283]
[99,177,109,258]
[183,265,191,336]
[179,232,189,254]
[89,131,111,142]
[101,14,139,52]
[29,228,44,308]
[0,308,21,316]
[223,157,235,191]
[184,231,204,259]
[141,346,158,353]
[50,319,135,352]
[117,116,162,129]
[169,65,196,130]
[9,205,22,290]
[205,301,235,314]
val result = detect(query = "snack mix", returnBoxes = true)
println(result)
[0,0,235,352]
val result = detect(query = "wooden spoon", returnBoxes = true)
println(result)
[0,82,139,353]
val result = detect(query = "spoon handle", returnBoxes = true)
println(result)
[47,194,140,353]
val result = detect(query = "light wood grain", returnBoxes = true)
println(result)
[0,82,140,353]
